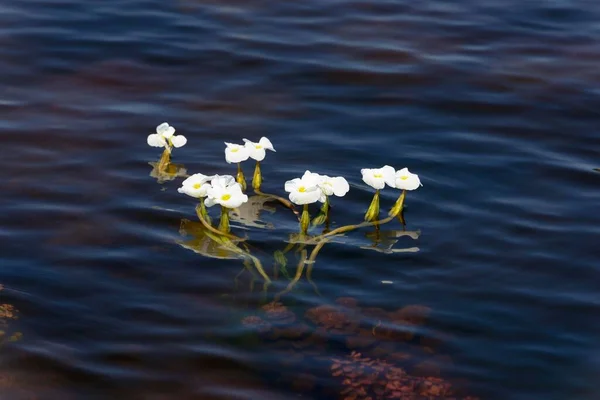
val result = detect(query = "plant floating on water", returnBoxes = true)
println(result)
[224,141,251,191]
[243,137,276,191]
[203,175,249,233]
[285,171,324,235]
[147,122,187,150]
[360,165,395,223]
[149,125,423,286]
[310,172,350,227]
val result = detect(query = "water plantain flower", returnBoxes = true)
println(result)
[243,137,276,161]
[360,165,395,190]
[388,168,422,217]
[285,171,323,234]
[147,122,187,149]
[361,165,394,222]
[393,168,422,191]
[224,142,250,164]
[224,143,250,190]
[284,171,323,205]
[205,176,248,209]
[205,175,248,233]
[308,173,350,227]
[317,175,350,198]
[243,137,275,190]
[177,173,216,198]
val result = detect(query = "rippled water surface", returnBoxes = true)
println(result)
[2,1,600,399]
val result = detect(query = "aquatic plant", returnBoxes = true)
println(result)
[147,125,422,290]
[147,122,188,150]
[361,165,395,222]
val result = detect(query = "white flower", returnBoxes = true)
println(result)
[147,122,187,148]
[393,168,422,190]
[177,173,216,198]
[317,175,350,198]
[361,165,395,190]
[284,170,323,205]
[242,137,276,161]
[205,175,248,209]
[224,142,250,164]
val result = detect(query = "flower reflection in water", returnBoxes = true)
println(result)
[148,150,187,184]
[362,229,420,254]
[178,219,244,260]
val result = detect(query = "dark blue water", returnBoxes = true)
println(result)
[1,1,600,399]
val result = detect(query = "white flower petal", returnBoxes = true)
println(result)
[258,137,275,152]
[332,177,350,197]
[147,133,166,147]
[394,168,422,191]
[204,197,218,207]
[156,122,170,135]
[284,178,301,193]
[182,173,215,187]
[162,126,175,139]
[171,135,187,148]
[289,188,321,205]
[225,143,250,163]
[243,138,268,161]
[382,165,396,187]
[211,175,235,189]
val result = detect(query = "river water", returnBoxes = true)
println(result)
[1,1,600,399]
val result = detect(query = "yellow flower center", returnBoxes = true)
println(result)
[374,173,383,178]
[193,183,202,189]
[231,148,239,153]
[400,176,408,180]
[255,145,262,149]
[221,194,231,201]
[298,186,306,193]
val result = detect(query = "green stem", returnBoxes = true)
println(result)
[236,163,246,191]
[300,204,310,235]
[195,199,211,225]
[252,161,262,191]
[157,148,171,171]
[219,206,230,233]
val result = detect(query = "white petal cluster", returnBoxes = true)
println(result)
[243,137,276,161]
[224,142,250,164]
[361,165,395,190]
[177,173,216,198]
[284,171,323,205]
[316,175,350,198]
[205,175,248,209]
[147,122,187,148]
[392,168,422,191]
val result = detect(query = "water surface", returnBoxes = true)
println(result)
[1,1,600,399]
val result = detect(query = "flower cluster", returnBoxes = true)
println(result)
[361,166,421,191]
[148,122,422,235]
[284,171,350,205]
[225,137,276,164]
[178,174,248,209]
[147,123,187,150]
